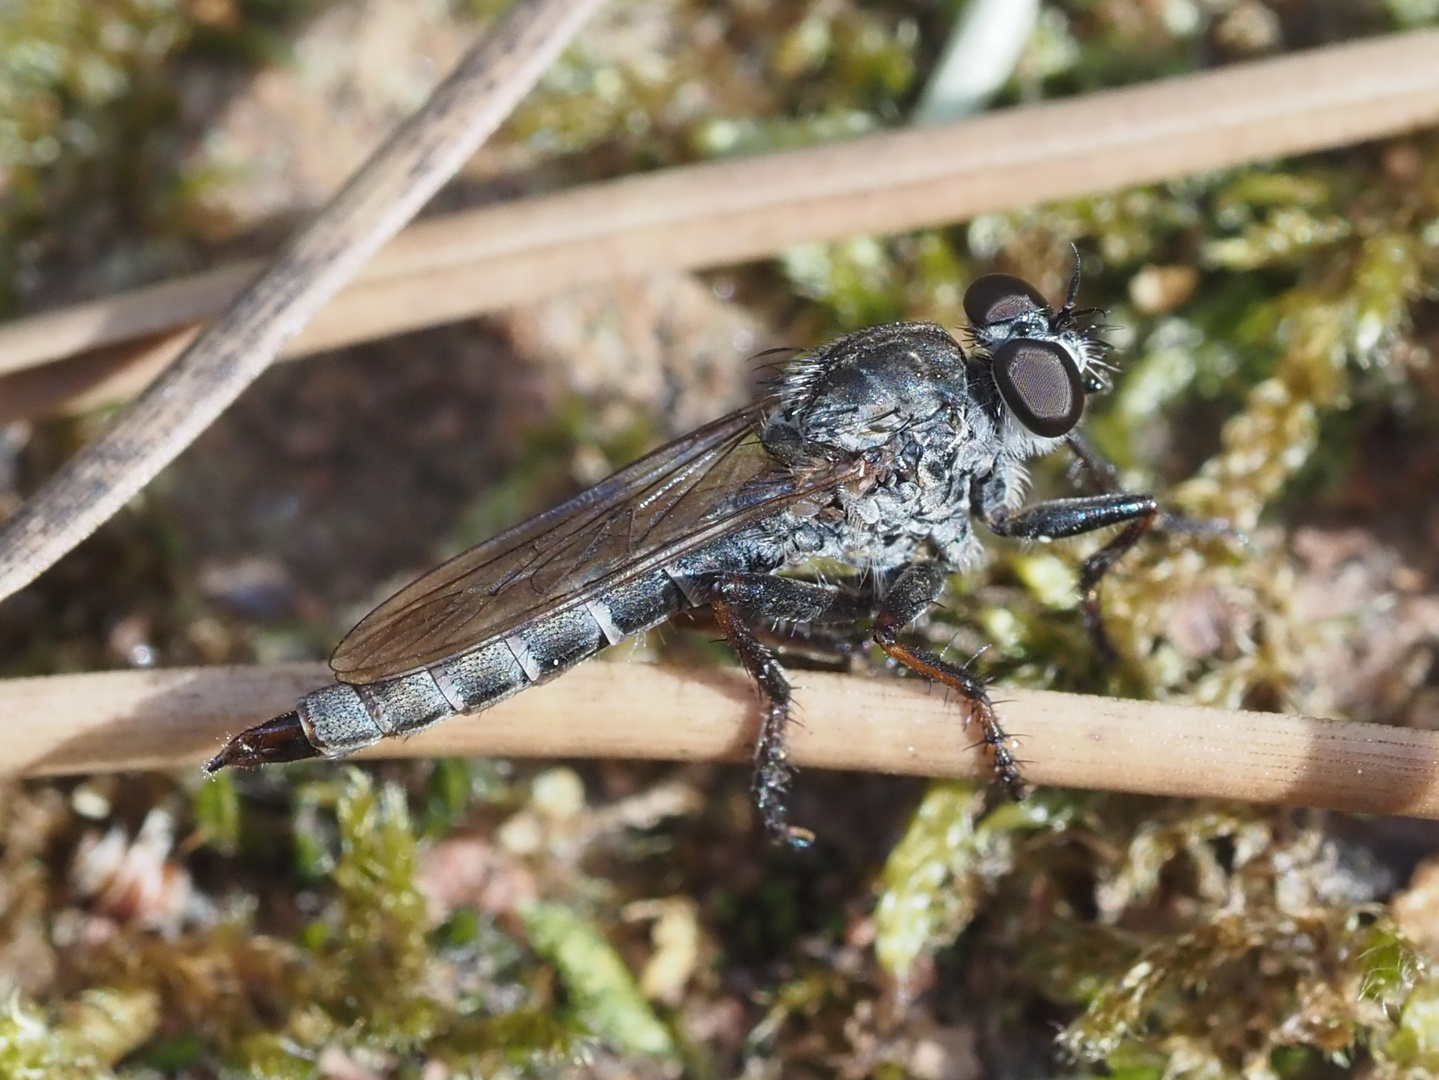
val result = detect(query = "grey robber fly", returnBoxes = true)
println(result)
[208,268,1171,846]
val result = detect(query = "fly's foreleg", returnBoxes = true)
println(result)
[984,449,1236,657]
[700,573,866,847]
[982,487,1158,659]
[1065,433,1234,538]
[871,564,1024,798]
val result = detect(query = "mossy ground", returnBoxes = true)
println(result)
[4,1,1439,1076]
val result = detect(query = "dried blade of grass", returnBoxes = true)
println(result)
[2,28,1438,418]
[0,0,609,604]
[5,662,1438,819]
[0,262,262,379]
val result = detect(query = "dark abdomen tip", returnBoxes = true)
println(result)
[205,710,320,773]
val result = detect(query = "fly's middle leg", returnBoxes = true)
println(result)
[700,573,867,847]
[871,564,1025,799]
[682,573,883,663]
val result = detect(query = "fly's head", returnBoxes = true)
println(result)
[763,320,971,465]
[962,265,1112,451]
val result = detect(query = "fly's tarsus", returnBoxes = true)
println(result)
[707,574,808,845]
[879,637,1025,796]
[753,702,806,847]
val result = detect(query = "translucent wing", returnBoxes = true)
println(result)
[330,407,859,683]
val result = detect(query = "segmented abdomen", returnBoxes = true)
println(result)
[296,568,688,755]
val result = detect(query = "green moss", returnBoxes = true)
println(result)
[191,768,242,856]
[499,0,921,170]
[518,899,675,1059]
[0,987,165,1078]
[0,0,338,313]
[0,995,102,1080]
[874,782,990,987]
[877,788,1439,1076]
[1057,908,1425,1071]
[306,772,441,1049]
[1380,979,1439,1074]
[875,783,1077,988]
[1024,805,1430,1077]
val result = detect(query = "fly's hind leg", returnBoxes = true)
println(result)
[699,573,868,846]
[754,572,888,665]
[872,564,1025,798]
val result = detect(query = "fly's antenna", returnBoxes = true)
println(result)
[1062,243,1083,314]
[1054,246,1108,343]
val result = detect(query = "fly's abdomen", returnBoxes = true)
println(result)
[295,672,453,756]
[296,569,689,755]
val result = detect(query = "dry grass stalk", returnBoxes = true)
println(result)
[0,29,1437,421]
[6,661,1439,821]
[0,0,610,604]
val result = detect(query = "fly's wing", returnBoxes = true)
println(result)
[329,407,860,683]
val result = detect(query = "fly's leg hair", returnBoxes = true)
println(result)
[699,573,870,847]
[672,606,863,669]
[871,564,1024,798]
[753,571,888,663]
[976,471,1158,659]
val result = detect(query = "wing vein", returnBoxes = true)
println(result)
[330,405,862,683]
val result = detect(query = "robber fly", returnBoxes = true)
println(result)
[208,268,1168,846]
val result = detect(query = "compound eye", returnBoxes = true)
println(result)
[992,339,1084,438]
[964,274,1049,329]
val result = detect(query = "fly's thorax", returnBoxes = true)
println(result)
[770,483,983,571]
[764,321,973,462]
[759,320,1005,572]
[766,404,994,573]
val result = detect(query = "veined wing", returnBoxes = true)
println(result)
[330,406,861,684]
